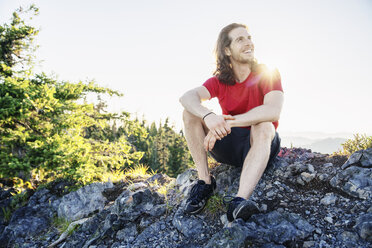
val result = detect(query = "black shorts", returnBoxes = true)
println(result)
[209,127,281,168]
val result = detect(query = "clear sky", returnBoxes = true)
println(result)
[1,0,372,135]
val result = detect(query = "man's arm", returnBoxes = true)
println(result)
[179,86,232,139]
[179,86,211,119]
[227,90,284,127]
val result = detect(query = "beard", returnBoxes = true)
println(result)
[230,51,255,65]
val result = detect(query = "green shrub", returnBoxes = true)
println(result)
[338,134,372,156]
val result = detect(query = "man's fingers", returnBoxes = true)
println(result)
[204,133,211,151]
[208,136,216,151]
[214,129,223,139]
[219,127,227,137]
[224,126,231,135]
[223,115,235,120]
[204,132,217,151]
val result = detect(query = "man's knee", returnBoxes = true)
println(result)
[251,122,275,144]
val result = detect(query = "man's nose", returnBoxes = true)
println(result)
[243,38,252,45]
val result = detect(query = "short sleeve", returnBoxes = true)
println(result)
[202,77,219,99]
[260,69,284,96]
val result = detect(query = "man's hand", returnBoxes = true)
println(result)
[204,114,235,139]
[204,131,218,151]
[203,115,234,151]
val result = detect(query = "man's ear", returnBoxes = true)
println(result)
[224,47,231,56]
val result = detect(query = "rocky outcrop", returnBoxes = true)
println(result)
[0,148,371,248]
[58,182,113,221]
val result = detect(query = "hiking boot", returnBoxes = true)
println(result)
[223,196,260,222]
[184,176,216,214]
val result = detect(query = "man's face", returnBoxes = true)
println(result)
[225,27,255,64]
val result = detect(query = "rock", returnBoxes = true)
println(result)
[235,211,315,245]
[0,205,53,247]
[342,148,372,169]
[266,190,275,197]
[131,221,182,247]
[127,182,147,191]
[149,204,167,217]
[300,172,316,183]
[303,241,316,248]
[176,169,197,186]
[261,204,268,212]
[220,214,228,226]
[58,182,113,221]
[206,221,248,248]
[339,231,359,242]
[113,188,164,222]
[330,166,372,199]
[176,169,198,196]
[115,223,137,243]
[146,173,172,185]
[2,147,372,248]
[323,163,333,168]
[318,173,329,181]
[172,209,204,239]
[320,193,337,205]
[324,216,333,224]
[354,213,372,241]
[306,164,315,173]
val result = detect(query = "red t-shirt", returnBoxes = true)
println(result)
[203,68,283,129]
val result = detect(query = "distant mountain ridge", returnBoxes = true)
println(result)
[280,131,351,154]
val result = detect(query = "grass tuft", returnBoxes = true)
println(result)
[52,215,72,234]
[1,207,12,223]
[204,194,225,217]
[123,164,154,180]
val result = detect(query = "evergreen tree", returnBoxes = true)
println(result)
[0,6,146,186]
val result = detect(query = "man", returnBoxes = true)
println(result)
[179,23,284,222]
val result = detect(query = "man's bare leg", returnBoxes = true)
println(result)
[236,122,275,199]
[182,110,211,184]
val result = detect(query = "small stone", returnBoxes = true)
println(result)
[307,164,315,173]
[324,216,333,224]
[316,228,322,234]
[305,210,311,215]
[340,231,359,242]
[323,163,333,168]
[320,194,337,205]
[351,205,359,214]
[303,241,315,248]
[296,177,305,186]
[318,174,328,181]
[277,208,284,213]
[260,204,268,212]
[266,190,275,197]
[301,172,315,183]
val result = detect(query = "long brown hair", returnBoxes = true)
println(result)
[213,23,258,85]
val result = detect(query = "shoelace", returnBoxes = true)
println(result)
[222,195,236,206]
[222,195,244,207]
